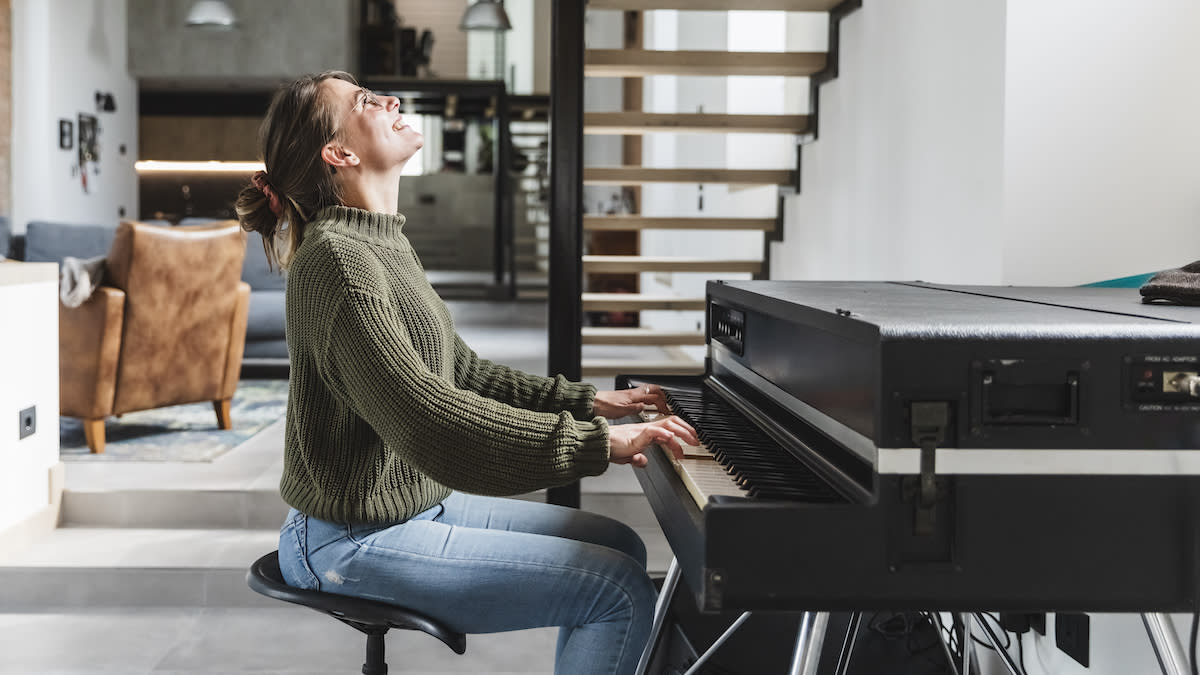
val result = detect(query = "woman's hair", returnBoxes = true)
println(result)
[235,70,357,270]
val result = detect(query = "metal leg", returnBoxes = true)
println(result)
[682,612,752,675]
[833,612,863,675]
[635,557,681,675]
[933,614,961,675]
[1143,613,1191,675]
[787,611,830,675]
[972,612,1021,675]
[960,613,973,675]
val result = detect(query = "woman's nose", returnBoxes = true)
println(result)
[384,96,400,111]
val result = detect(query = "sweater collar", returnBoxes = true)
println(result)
[312,205,407,245]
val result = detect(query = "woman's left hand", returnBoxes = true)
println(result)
[593,384,670,419]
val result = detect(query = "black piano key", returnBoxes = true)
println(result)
[659,385,844,504]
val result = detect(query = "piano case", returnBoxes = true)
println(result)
[620,281,1200,615]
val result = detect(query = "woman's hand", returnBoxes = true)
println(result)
[593,384,670,419]
[608,415,698,468]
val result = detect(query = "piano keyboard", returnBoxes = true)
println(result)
[640,385,844,510]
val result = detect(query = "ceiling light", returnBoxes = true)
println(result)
[459,0,512,31]
[185,0,238,30]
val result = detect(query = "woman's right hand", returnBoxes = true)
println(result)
[608,415,698,468]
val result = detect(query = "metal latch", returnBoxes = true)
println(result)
[909,402,950,536]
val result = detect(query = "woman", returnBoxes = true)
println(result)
[235,70,697,675]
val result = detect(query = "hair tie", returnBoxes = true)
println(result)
[251,170,283,219]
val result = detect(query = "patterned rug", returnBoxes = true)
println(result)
[59,379,288,462]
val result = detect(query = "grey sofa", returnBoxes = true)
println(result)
[240,230,288,365]
[10,220,288,376]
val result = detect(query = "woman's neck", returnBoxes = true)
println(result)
[338,168,402,215]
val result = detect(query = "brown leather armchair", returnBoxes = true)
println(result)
[60,220,251,453]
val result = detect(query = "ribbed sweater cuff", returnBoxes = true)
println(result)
[556,378,598,418]
[573,417,610,477]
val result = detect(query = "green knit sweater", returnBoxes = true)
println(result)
[280,205,610,524]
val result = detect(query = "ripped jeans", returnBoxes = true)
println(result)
[277,492,657,675]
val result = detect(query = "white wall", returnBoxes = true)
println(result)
[11,0,138,234]
[772,0,1007,283]
[0,266,59,534]
[1001,0,1200,285]
[989,5,1200,675]
[776,1,1200,673]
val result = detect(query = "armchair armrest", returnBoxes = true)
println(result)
[60,286,125,419]
[219,281,252,399]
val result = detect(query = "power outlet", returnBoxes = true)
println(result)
[1055,613,1090,667]
[18,406,36,440]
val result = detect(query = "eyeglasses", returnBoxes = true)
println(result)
[332,87,385,140]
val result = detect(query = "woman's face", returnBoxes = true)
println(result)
[323,78,424,172]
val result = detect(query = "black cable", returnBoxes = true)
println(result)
[968,613,1011,652]
[1017,633,1027,675]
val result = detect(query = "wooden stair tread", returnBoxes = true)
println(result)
[589,0,840,10]
[583,256,762,273]
[585,49,826,77]
[581,358,706,377]
[582,328,706,345]
[584,112,810,135]
[584,167,794,186]
[584,216,775,231]
[583,293,706,310]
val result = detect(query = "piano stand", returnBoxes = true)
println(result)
[635,558,848,675]
[1143,613,1191,675]
[787,611,830,675]
[635,559,1193,675]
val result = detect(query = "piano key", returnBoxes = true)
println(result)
[639,409,714,458]
[658,446,749,509]
[659,383,845,504]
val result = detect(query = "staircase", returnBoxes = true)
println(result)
[572,0,856,379]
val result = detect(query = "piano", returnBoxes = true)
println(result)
[618,281,1200,674]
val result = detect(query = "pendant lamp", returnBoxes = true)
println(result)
[459,0,512,31]
[185,0,239,30]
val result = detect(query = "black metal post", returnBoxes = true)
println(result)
[362,630,388,675]
[497,87,516,299]
[546,0,586,509]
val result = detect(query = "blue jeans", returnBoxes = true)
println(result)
[277,492,657,675]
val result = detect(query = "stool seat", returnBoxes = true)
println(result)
[247,550,465,673]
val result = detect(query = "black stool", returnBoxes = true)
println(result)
[247,551,466,674]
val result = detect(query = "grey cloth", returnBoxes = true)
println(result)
[1140,260,1200,306]
[60,255,107,308]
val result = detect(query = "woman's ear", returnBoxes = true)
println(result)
[321,142,359,171]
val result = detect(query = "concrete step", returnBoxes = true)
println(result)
[61,487,288,529]
[0,527,280,609]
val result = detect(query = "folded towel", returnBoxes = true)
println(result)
[60,255,107,308]
[1140,261,1200,306]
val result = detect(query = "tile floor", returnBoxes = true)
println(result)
[0,299,675,674]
